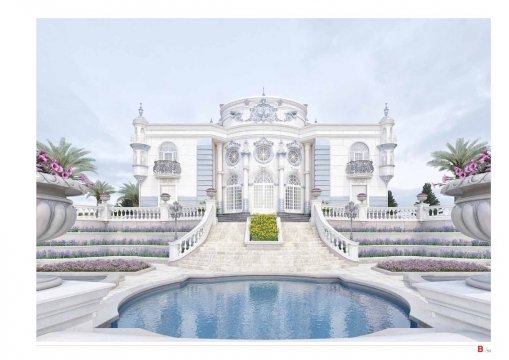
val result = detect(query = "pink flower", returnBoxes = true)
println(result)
[50,160,61,172]
[457,170,466,179]
[37,151,49,163]
[61,171,70,179]
[454,166,463,176]
[442,174,454,183]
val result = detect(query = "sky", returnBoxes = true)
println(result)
[36,19,491,206]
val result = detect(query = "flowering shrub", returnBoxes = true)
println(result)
[250,214,278,241]
[38,238,169,246]
[37,258,150,272]
[333,226,457,233]
[37,149,94,185]
[68,225,195,233]
[437,149,491,186]
[359,248,490,259]
[377,259,490,272]
[36,247,169,259]
[357,238,487,246]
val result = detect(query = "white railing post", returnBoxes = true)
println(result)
[169,242,181,261]
[160,204,169,221]
[357,203,367,220]
[416,203,429,221]
[206,198,217,224]
[310,198,321,224]
[99,203,110,222]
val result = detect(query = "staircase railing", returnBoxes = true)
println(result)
[168,201,216,261]
[311,201,359,261]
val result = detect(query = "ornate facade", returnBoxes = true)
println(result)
[130,95,397,214]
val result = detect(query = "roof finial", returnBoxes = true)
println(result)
[210,118,213,123]
[262,87,265,96]
[384,102,389,117]
[138,102,144,117]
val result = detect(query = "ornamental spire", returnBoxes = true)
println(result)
[384,102,389,117]
[138,102,144,117]
[262,87,265,96]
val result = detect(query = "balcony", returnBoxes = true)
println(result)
[153,160,181,178]
[346,160,374,178]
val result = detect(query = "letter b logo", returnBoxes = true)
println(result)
[478,345,484,352]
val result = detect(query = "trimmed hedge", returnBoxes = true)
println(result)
[250,214,278,241]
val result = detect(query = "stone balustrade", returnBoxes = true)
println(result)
[76,204,205,222]
[168,201,216,261]
[322,203,454,222]
[311,201,359,261]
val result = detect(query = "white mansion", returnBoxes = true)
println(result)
[130,94,397,214]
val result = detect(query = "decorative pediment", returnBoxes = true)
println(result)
[249,98,278,123]
[286,140,302,150]
[225,140,241,150]
[254,137,274,148]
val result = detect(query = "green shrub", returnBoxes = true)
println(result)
[250,214,278,241]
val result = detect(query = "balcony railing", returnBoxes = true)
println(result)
[153,160,181,178]
[345,160,374,178]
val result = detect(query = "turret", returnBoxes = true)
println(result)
[377,103,397,185]
[130,103,150,185]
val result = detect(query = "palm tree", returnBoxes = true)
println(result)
[117,182,139,207]
[36,137,96,176]
[87,180,116,206]
[427,138,488,173]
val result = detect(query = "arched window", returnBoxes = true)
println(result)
[227,174,240,186]
[159,142,177,161]
[254,170,273,184]
[287,174,301,186]
[350,142,369,161]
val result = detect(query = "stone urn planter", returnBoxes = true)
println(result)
[356,192,367,203]
[206,187,217,199]
[311,188,322,199]
[37,172,88,290]
[441,172,491,242]
[416,192,428,203]
[160,192,171,203]
[99,193,111,204]
[441,172,491,289]
[37,173,89,241]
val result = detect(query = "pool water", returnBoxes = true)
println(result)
[112,277,414,339]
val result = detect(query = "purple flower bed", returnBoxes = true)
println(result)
[37,258,150,272]
[334,226,457,233]
[38,238,169,246]
[357,238,488,246]
[36,247,169,259]
[377,259,490,272]
[68,225,194,233]
[359,247,490,259]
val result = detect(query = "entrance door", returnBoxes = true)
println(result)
[285,175,303,213]
[252,170,275,213]
[225,175,242,213]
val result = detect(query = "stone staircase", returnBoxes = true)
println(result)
[217,212,250,222]
[277,212,311,222]
[174,222,350,272]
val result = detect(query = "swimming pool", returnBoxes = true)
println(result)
[112,276,415,339]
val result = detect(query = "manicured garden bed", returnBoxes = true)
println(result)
[250,214,278,241]
[376,259,490,272]
[36,258,151,272]
[359,247,490,259]
[357,238,488,246]
[36,247,169,259]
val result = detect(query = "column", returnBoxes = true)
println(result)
[304,142,311,214]
[277,141,286,212]
[241,141,250,212]
[215,142,224,214]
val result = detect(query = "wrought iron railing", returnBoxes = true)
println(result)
[153,160,181,176]
[345,160,374,176]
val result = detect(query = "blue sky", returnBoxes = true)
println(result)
[37,19,490,206]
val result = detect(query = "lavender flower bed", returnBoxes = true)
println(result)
[37,258,150,272]
[359,248,490,259]
[377,259,490,272]
[38,238,169,246]
[334,226,457,233]
[36,247,169,259]
[68,225,194,233]
[357,238,488,246]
